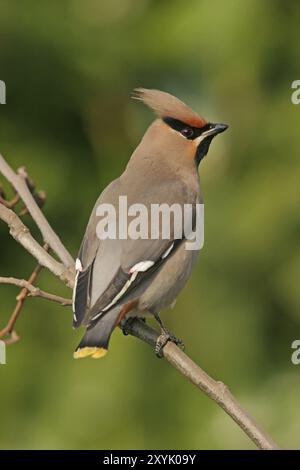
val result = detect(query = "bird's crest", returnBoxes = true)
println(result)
[133,88,207,128]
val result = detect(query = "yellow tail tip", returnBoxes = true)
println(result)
[73,346,108,359]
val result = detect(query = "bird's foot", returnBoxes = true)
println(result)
[155,329,185,358]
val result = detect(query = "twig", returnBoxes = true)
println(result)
[0,265,43,342]
[4,330,20,345]
[0,245,71,343]
[0,154,74,267]
[0,276,72,307]
[0,204,74,287]
[122,318,279,450]
[19,189,46,216]
[0,193,20,208]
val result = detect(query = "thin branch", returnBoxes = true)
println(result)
[0,264,43,342]
[122,318,279,450]
[0,193,20,208]
[4,330,20,345]
[0,203,74,287]
[0,245,71,343]
[0,154,74,267]
[0,276,72,306]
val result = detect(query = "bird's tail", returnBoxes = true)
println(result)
[73,306,121,359]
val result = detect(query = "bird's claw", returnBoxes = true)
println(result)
[155,331,185,358]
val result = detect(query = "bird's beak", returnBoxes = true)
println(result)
[202,123,229,138]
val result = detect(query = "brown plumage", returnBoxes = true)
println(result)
[133,88,207,128]
[73,87,228,359]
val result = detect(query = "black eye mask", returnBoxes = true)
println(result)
[163,117,213,140]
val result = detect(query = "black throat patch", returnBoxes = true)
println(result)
[163,116,214,164]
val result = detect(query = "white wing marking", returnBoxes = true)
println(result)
[75,258,83,271]
[72,270,80,314]
[161,242,174,259]
[129,260,154,273]
[91,260,155,321]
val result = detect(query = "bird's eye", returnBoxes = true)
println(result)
[181,127,194,139]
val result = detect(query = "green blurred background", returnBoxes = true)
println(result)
[0,0,300,450]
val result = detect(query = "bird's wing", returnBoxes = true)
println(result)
[72,179,121,327]
[73,177,198,327]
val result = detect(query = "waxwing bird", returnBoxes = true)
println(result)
[73,88,228,359]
